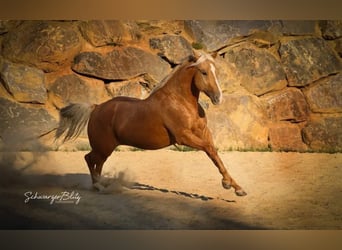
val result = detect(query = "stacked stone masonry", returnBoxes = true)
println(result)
[0,20,341,152]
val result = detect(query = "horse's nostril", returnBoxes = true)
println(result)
[211,94,222,105]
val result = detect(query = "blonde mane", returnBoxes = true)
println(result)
[150,64,182,94]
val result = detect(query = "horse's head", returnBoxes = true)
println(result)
[188,51,222,105]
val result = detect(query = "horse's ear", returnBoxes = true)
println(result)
[193,50,202,60]
[188,54,197,63]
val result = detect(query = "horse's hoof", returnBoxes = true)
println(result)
[93,182,105,191]
[235,189,247,196]
[222,179,232,189]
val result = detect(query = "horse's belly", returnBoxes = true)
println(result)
[116,124,172,150]
[111,99,173,149]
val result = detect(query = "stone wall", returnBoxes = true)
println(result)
[0,20,341,152]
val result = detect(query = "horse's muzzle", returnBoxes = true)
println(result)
[210,93,222,105]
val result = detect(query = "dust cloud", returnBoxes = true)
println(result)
[94,170,135,194]
[0,134,135,192]
[0,134,51,187]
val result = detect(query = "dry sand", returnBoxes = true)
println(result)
[0,150,341,229]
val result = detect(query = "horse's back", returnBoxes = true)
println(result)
[111,96,141,103]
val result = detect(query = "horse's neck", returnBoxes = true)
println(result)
[163,65,198,100]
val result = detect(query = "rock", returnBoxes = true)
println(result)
[72,46,171,82]
[136,20,183,36]
[279,37,342,86]
[79,20,139,47]
[0,56,3,68]
[48,74,110,109]
[223,44,287,96]
[149,35,194,64]
[207,93,269,150]
[0,61,47,103]
[0,20,22,35]
[184,20,281,51]
[269,123,308,151]
[261,88,309,122]
[319,20,342,40]
[0,97,57,144]
[280,20,318,35]
[303,74,342,113]
[214,57,243,94]
[243,31,280,48]
[328,38,342,57]
[2,21,82,72]
[106,79,149,99]
[302,115,342,152]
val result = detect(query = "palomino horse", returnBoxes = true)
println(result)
[55,51,246,196]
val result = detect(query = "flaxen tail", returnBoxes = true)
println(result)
[55,103,96,142]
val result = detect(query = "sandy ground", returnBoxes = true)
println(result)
[0,149,341,229]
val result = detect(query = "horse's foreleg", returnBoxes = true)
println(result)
[204,145,247,196]
[178,129,247,196]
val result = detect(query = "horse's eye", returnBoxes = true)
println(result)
[201,71,208,76]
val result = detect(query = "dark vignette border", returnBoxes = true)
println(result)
[0,0,341,250]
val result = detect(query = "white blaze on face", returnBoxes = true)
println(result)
[210,63,222,103]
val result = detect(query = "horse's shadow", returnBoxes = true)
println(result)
[1,168,235,203]
[91,173,236,203]
[130,182,236,203]
[1,172,265,229]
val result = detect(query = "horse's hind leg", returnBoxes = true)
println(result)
[85,152,95,183]
[84,150,107,184]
